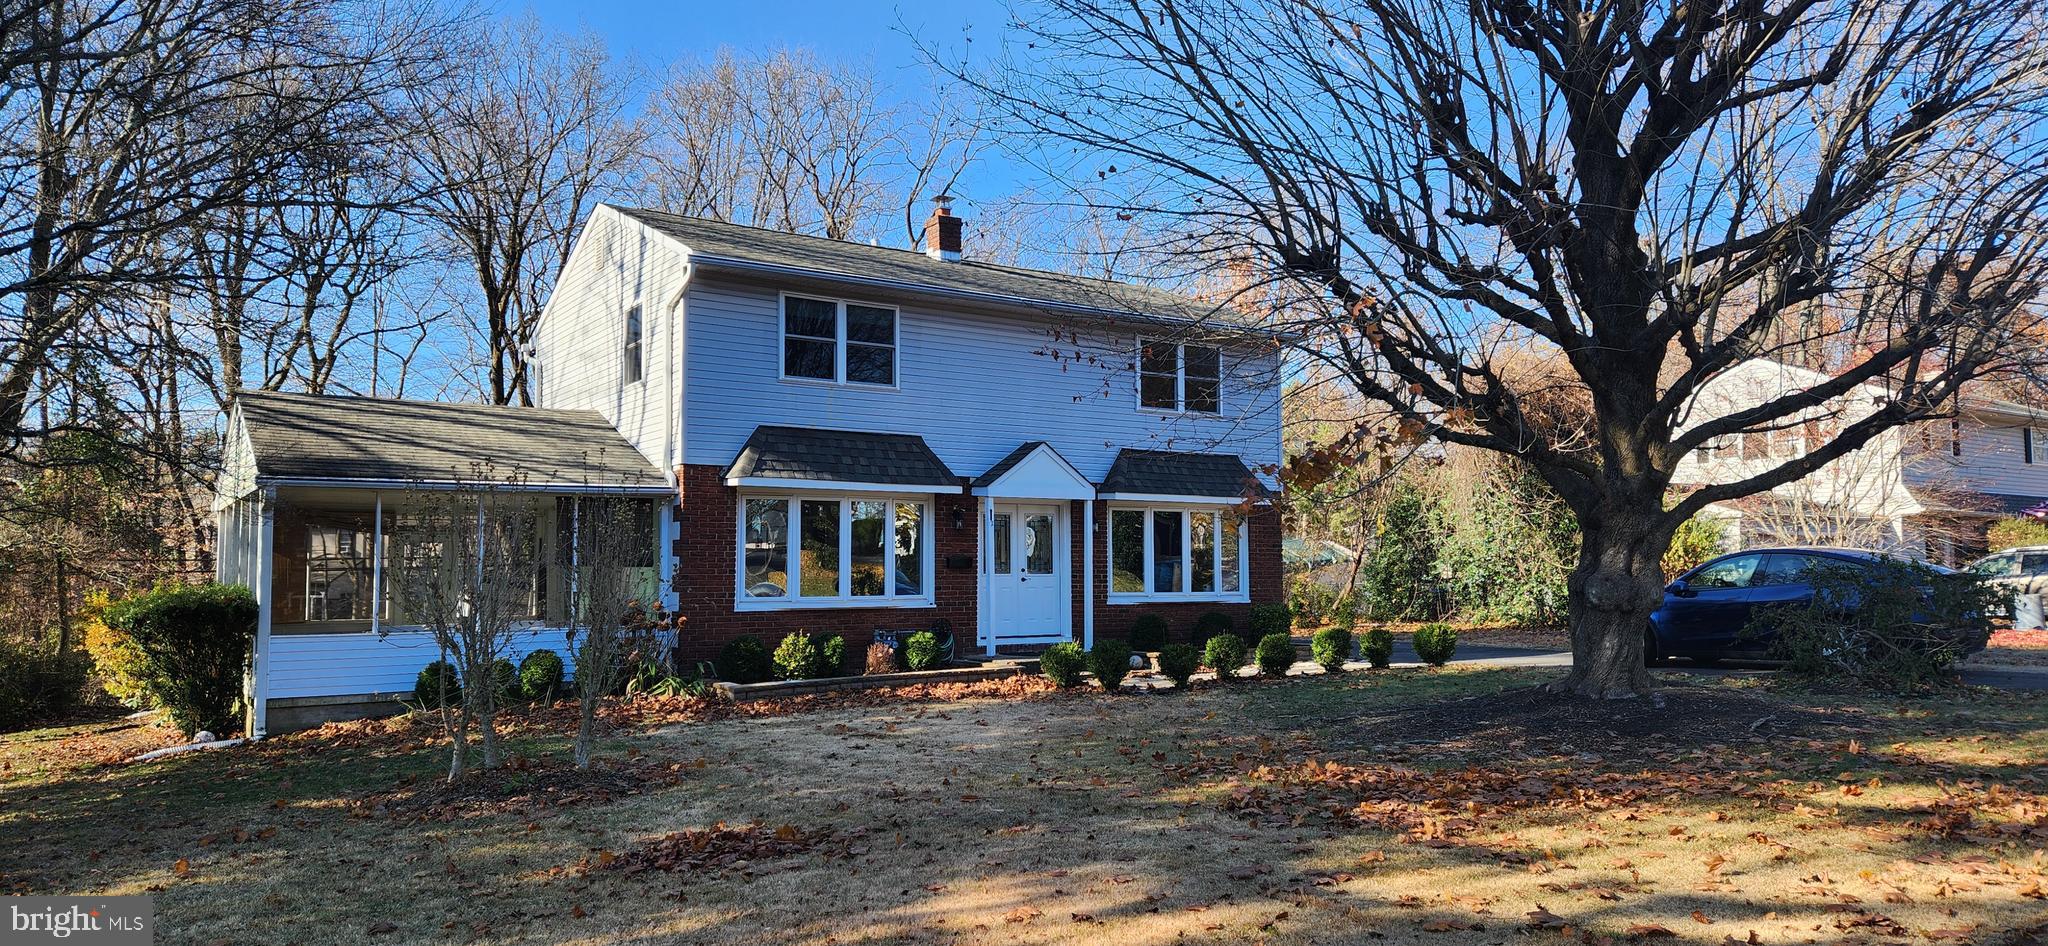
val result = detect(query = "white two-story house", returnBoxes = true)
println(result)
[1673,359,2048,564]
[212,200,1285,734]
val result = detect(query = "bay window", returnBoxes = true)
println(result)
[1108,506,1248,600]
[739,494,932,607]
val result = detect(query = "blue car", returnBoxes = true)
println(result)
[1647,547,1983,664]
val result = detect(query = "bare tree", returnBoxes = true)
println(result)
[645,49,983,245]
[386,473,547,781]
[404,18,641,406]
[963,0,2048,697]
[561,494,657,770]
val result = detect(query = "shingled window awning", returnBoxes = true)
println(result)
[724,425,960,493]
[1098,449,1271,504]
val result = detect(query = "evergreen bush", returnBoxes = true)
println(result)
[903,630,942,671]
[1089,638,1133,691]
[718,635,772,683]
[820,634,847,677]
[1310,626,1352,672]
[1039,642,1087,688]
[518,649,565,703]
[1255,632,1295,677]
[102,583,256,737]
[1157,643,1201,689]
[772,631,822,681]
[1203,634,1247,681]
[413,660,462,709]
[1412,623,1458,667]
[1362,627,1395,669]
[1127,614,1170,652]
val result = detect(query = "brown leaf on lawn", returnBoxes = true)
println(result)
[1420,919,1481,932]
[570,905,586,919]
[1004,906,1042,924]
[2018,877,2044,899]
[1525,905,1566,929]
[1070,913,1096,923]
[172,858,190,877]
[367,921,397,935]
[1691,910,1712,924]
[1626,924,1675,938]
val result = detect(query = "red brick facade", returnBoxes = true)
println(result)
[670,465,1284,672]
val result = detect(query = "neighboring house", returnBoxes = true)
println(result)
[214,200,1285,735]
[1671,359,2048,564]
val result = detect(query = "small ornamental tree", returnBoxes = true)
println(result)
[103,583,256,738]
[561,494,668,769]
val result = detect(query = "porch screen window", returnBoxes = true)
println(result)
[781,294,896,386]
[1108,505,1249,600]
[1136,339,1222,414]
[739,494,931,606]
[623,304,644,384]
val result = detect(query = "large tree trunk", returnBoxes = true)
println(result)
[1553,506,1671,699]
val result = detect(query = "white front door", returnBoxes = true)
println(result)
[987,502,1068,644]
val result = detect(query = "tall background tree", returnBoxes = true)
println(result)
[963,0,2048,698]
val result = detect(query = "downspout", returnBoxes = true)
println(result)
[661,261,692,612]
[979,496,993,657]
[1081,499,1094,649]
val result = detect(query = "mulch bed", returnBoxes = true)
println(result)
[1344,680,1862,760]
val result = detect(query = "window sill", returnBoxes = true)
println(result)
[777,375,901,393]
[1106,593,1249,605]
[735,596,935,612]
[1136,406,1225,419]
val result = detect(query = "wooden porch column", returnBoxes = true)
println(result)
[248,487,277,739]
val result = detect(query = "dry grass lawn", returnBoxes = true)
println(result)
[5,667,2047,946]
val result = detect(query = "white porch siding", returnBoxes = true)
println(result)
[265,629,579,701]
[680,274,1284,484]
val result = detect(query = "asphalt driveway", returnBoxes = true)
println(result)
[1387,640,2048,691]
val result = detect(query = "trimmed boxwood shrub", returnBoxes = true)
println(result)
[413,660,462,709]
[0,639,90,732]
[1249,603,1293,639]
[1195,611,1236,647]
[102,582,256,737]
[1311,627,1352,672]
[488,658,521,706]
[719,635,772,684]
[1157,643,1201,690]
[772,631,823,681]
[1090,638,1133,691]
[1203,634,1247,681]
[903,630,942,671]
[1255,632,1294,677]
[1363,627,1395,669]
[821,634,846,676]
[1039,642,1087,688]
[1413,622,1458,667]
[519,650,565,703]
[1127,614,1170,652]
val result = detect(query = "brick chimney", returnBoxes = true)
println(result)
[920,195,963,262]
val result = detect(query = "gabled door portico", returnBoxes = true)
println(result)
[971,442,1098,653]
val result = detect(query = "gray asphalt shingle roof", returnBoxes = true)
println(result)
[725,425,958,488]
[1100,449,1270,500]
[236,391,668,488]
[612,206,1260,330]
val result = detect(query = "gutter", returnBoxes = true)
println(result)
[253,476,675,494]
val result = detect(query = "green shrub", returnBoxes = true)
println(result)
[1989,516,2048,552]
[1311,627,1352,672]
[903,630,942,671]
[1249,603,1292,639]
[1413,623,1458,667]
[1039,642,1087,688]
[1203,634,1247,681]
[0,639,90,732]
[488,658,520,706]
[1360,482,1438,620]
[1127,614,1170,652]
[519,650,564,703]
[772,631,823,681]
[413,660,462,708]
[80,591,149,707]
[1757,556,1998,693]
[1328,594,1360,630]
[1090,638,1133,691]
[102,583,256,737]
[1362,627,1394,669]
[1157,643,1201,689]
[718,635,772,684]
[821,635,846,677]
[1255,633,1295,677]
[1195,611,1236,646]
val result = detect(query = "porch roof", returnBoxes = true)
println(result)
[234,391,669,491]
[1099,449,1272,503]
[724,425,959,492]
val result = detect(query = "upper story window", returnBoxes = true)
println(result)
[623,304,643,384]
[1137,339,1221,414]
[781,293,897,387]
[1951,418,1964,457]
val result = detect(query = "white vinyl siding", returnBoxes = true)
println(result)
[684,275,1282,486]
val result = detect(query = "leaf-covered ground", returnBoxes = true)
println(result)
[4,668,2045,945]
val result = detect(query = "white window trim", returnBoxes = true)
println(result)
[734,490,936,611]
[778,291,901,390]
[1105,503,1249,603]
[1134,337,1223,416]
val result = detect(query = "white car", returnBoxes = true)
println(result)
[1966,546,2048,628]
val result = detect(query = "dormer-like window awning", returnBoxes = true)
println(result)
[723,425,960,494]
[1097,449,1273,506]
[970,442,1094,500]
